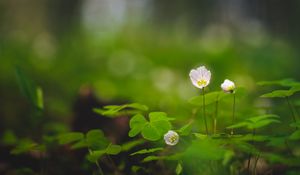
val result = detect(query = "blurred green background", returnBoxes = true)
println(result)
[1,0,300,136]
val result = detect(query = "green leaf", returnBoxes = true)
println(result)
[87,150,106,163]
[121,139,145,152]
[234,134,269,142]
[188,91,229,106]
[176,162,183,175]
[260,90,293,98]
[149,112,170,121]
[246,114,279,123]
[222,150,234,165]
[193,133,208,139]
[11,139,38,155]
[257,79,300,87]
[126,103,149,111]
[36,87,44,110]
[290,121,300,128]
[250,119,280,129]
[58,132,84,145]
[129,112,172,141]
[1,130,18,145]
[246,114,280,129]
[142,155,160,162]
[131,166,143,173]
[130,147,163,156]
[289,130,300,140]
[71,139,87,149]
[226,122,249,129]
[106,144,122,155]
[227,114,280,130]
[141,123,161,141]
[15,67,43,110]
[94,103,148,117]
[129,114,147,137]
[178,121,193,136]
[86,129,109,150]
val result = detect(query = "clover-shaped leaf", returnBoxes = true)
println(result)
[86,129,109,150]
[129,112,173,141]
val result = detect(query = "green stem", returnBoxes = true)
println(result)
[214,93,220,135]
[231,93,236,135]
[88,148,104,175]
[286,96,297,123]
[202,87,208,135]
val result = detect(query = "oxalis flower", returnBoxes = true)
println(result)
[221,79,235,93]
[189,66,211,89]
[164,130,179,146]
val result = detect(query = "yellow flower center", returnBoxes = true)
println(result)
[168,134,178,143]
[197,79,207,87]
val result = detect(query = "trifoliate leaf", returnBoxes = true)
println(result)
[86,129,109,150]
[129,112,172,141]
[129,114,147,137]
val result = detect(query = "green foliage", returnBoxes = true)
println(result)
[260,84,300,98]
[130,147,163,156]
[129,112,173,141]
[58,132,84,145]
[175,162,183,175]
[86,129,109,150]
[227,114,280,130]
[93,103,148,117]
[257,78,300,87]
[121,139,145,152]
[184,138,228,161]
[177,121,194,136]
[10,139,38,155]
[106,143,122,155]
[289,130,300,140]
[1,130,18,145]
[15,67,44,110]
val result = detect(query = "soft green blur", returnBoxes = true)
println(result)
[1,1,300,133]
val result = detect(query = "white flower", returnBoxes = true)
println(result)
[189,66,211,89]
[221,79,235,93]
[164,130,179,146]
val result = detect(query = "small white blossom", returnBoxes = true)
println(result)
[189,66,211,89]
[221,79,235,93]
[164,130,179,146]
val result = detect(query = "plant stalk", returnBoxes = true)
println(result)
[231,93,236,135]
[202,87,208,135]
[88,148,104,175]
[214,93,220,135]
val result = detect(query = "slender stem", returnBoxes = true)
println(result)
[286,97,297,123]
[231,93,236,135]
[214,93,220,135]
[202,87,208,135]
[253,154,260,175]
[88,148,104,175]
